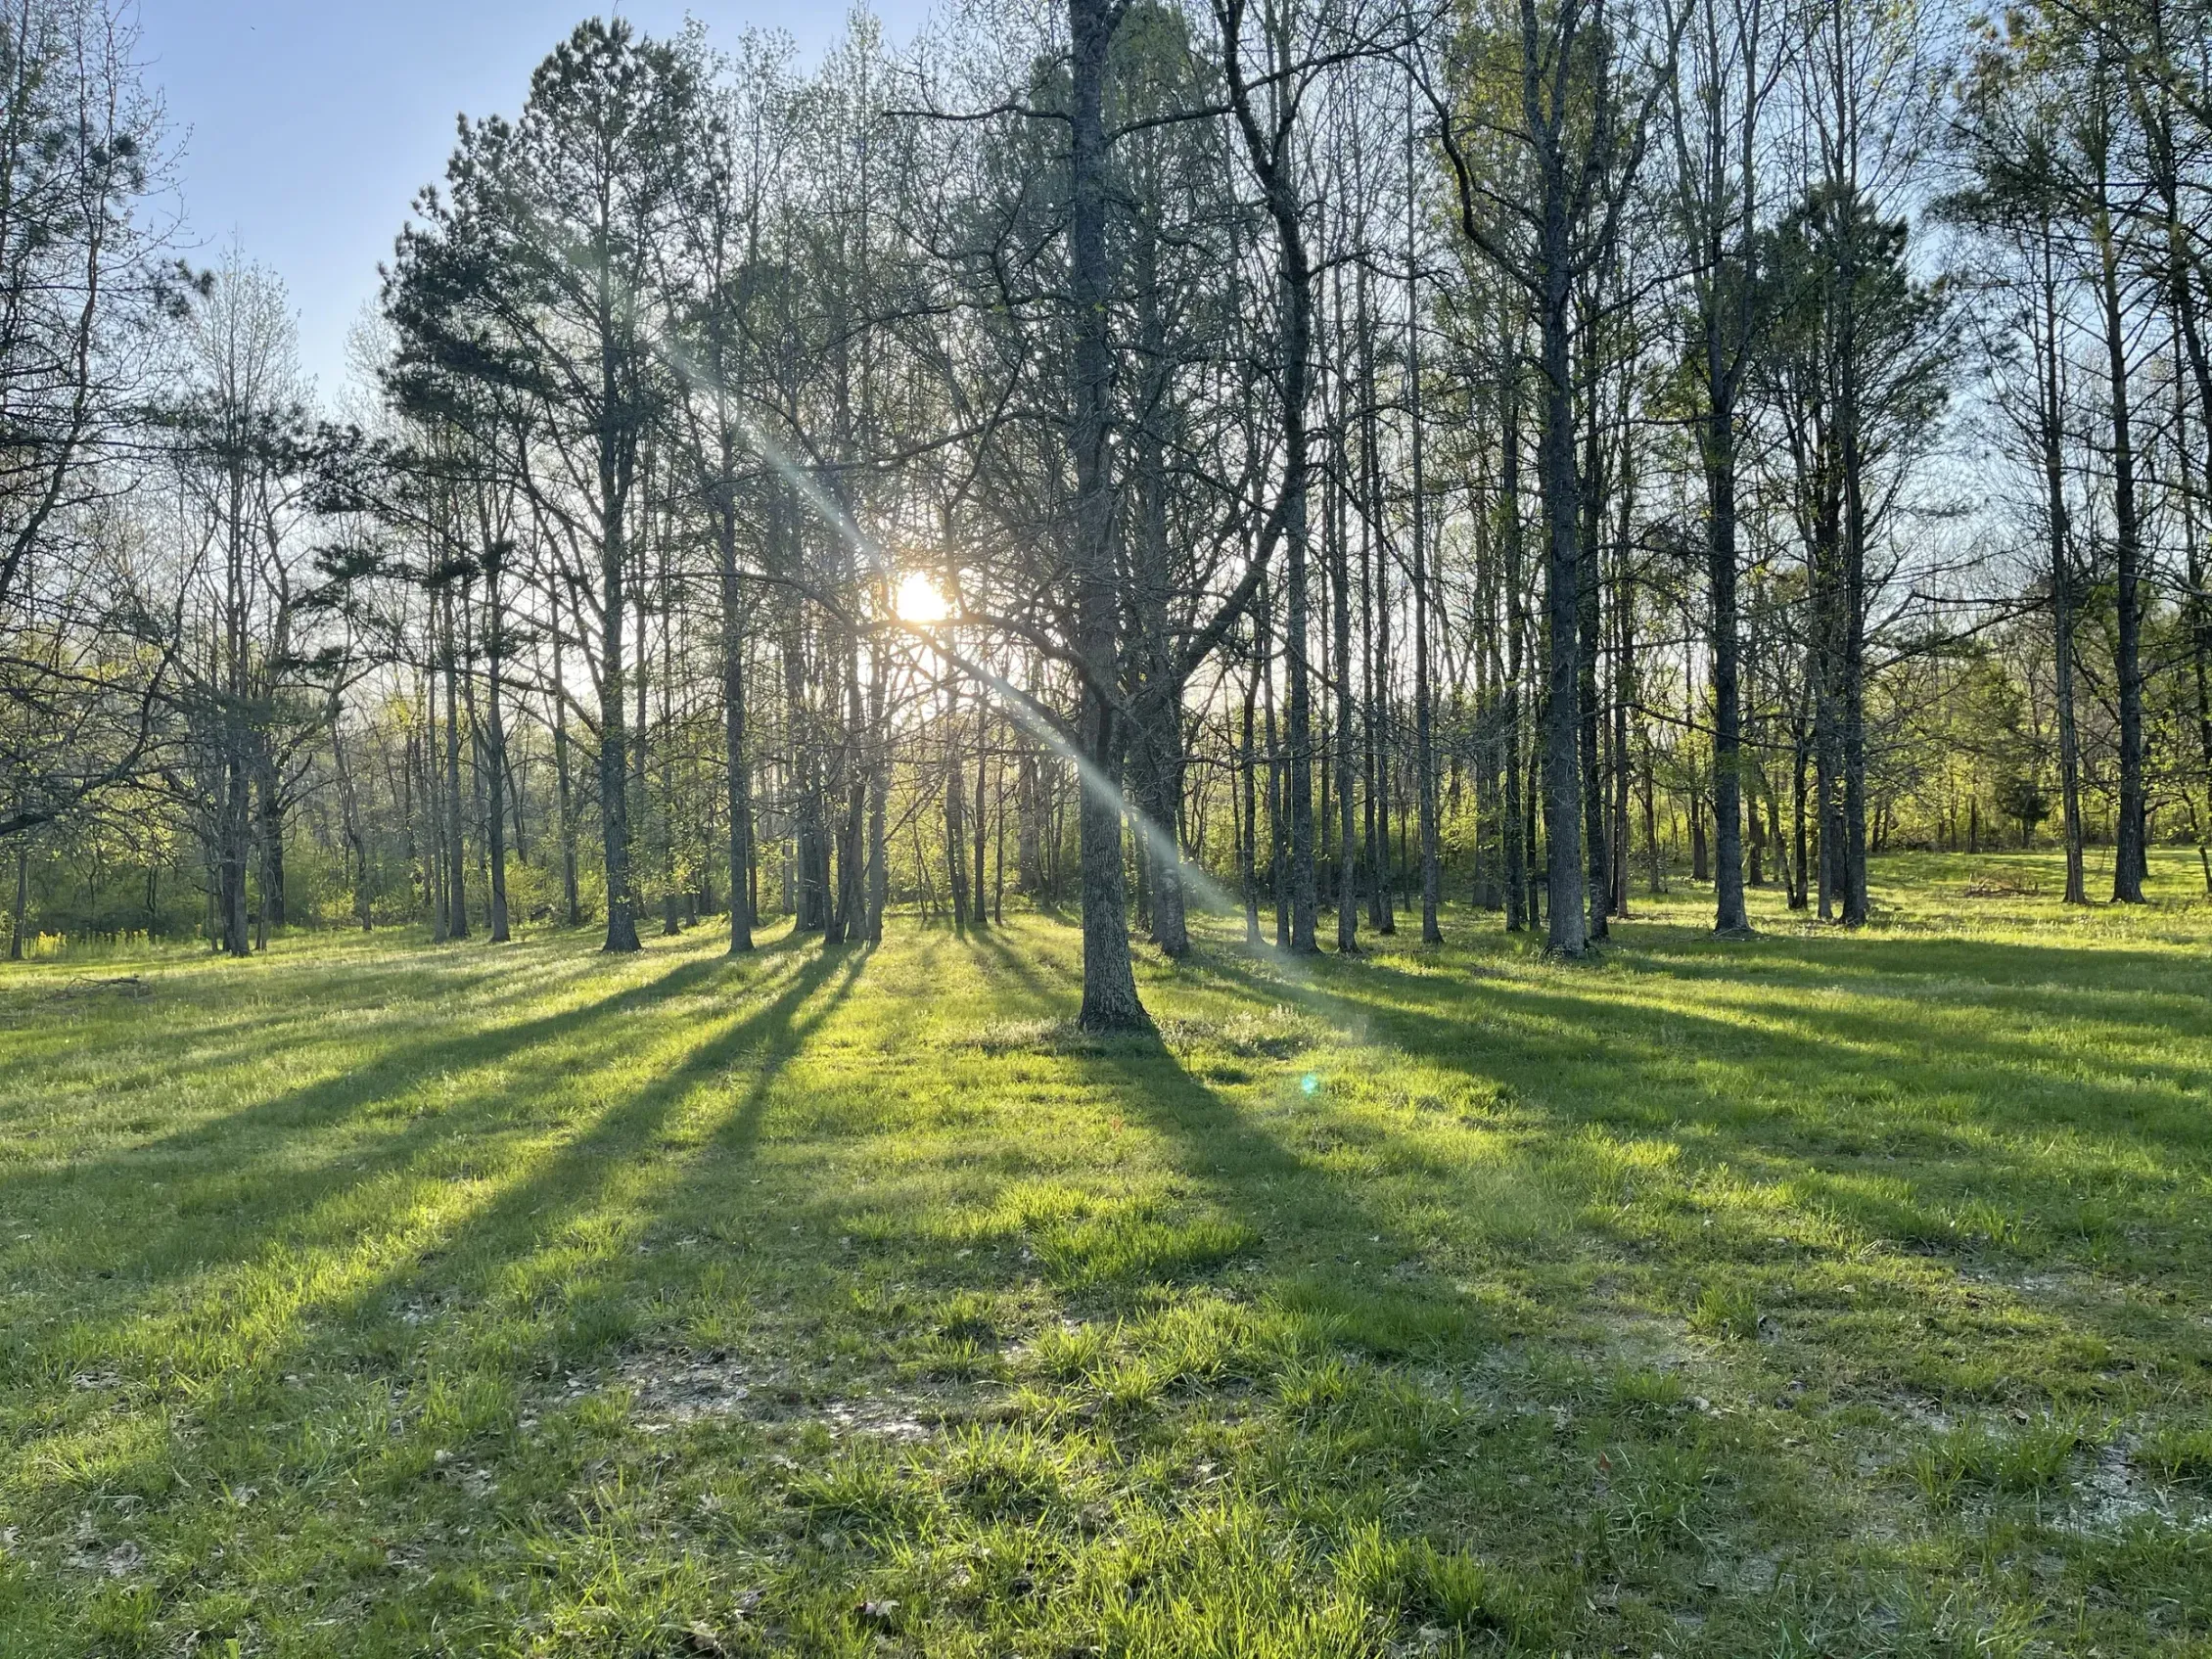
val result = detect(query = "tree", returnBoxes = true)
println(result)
[1756,183,1951,925]
[0,0,187,847]
[1664,0,1776,935]
[387,20,696,954]
[1427,0,1675,954]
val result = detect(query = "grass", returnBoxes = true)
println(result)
[1,849,2209,1656]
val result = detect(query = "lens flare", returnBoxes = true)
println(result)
[633,293,1368,1049]
[896,573,949,623]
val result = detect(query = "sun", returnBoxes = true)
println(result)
[896,572,950,624]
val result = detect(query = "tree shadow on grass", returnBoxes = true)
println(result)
[949,923,1493,1358]
[1171,932,2212,1380]
[4,937,838,1429]
[1176,925,2210,1184]
[8,941,875,1516]
[335,941,875,1368]
[0,940,815,1313]
[1603,927,2212,1047]
[1352,950,2208,1175]
[963,920,1078,1008]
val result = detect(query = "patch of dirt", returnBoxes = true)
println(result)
[613,1349,994,1444]
[1882,1391,1956,1434]
[64,1513,141,1579]
[73,1541,142,1577]
[1589,1305,1695,1371]
[818,1397,936,1443]
[1962,878,2041,899]
[1952,1263,2088,1301]
[2071,1438,2167,1532]
[622,1352,762,1423]
[2061,1436,2212,1537]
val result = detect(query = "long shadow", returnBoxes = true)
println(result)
[0,937,819,1363]
[326,941,873,1350]
[1171,934,2212,1361]
[0,945,742,1224]
[127,948,744,1161]
[8,941,875,1510]
[1091,1032,1422,1269]
[1183,929,2212,1162]
[1351,957,2211,1159]
[1618,927,2212,1015]
[966,922,1078,1009]
[953,921,1475,1352]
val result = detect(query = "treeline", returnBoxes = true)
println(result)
[3,0,2210,1025]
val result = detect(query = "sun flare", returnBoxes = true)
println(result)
[896,572,950,624]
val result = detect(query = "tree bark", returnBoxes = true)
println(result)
[1408,167,1441,942]
[552,633,582,927]
[2097,184,2145,902]
[1538,251,1589,956]
[1069,0,1145,1029]
[1500,366,1530,933]
[718,497,755,951]
[2036,255,2087,906]
[9,842,26,960]
[1221,0,1317,953]
[484,571,512,944]
[442,589,470,939]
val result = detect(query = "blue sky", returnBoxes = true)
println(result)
[137,2,935,397]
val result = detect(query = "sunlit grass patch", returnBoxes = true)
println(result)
[1688,1280,1762,1341]
[3,853,2212,1653]
[1333,1521,1558,1645]
[2139,1423,2212,1491]
[1029,1205,1261,1289]
[1909,1414,2098,1503]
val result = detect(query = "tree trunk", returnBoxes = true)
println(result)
[595,253,642,952]
[334,724,373,931]
[718,501,755,952]
[8,842,26,960]
[945,682,969,926]
[1069,0,1145,1029]
[2098,194,2145,902]
[552,636,582,927]
[1408,239,1441,943]
[973,694,991,934]
[485,576,511,944]
[1264,581,1288,946]
[220,747,253,957]
[1222,2,1318,955]
[1331,327,1359,955]
[255,749,286,934]
[1789,725,1810,911]
[2038,258,2087,906]
[1706,400,1748,932]
[1501,371,1529,933]
[442,592,470,940]
[1537,236,1589,955]
[1243,642,1263,944]
[867,622,889,944]
[1577,396,1609,943]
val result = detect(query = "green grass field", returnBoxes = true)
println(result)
[3,853,2210,1657]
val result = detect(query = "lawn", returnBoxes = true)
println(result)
[3,853,2210,1657]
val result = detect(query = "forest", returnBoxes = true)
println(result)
[4,0,2208,1009]
[5,0,2212,1652]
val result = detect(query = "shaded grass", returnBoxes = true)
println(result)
[1,850,2209,1654]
